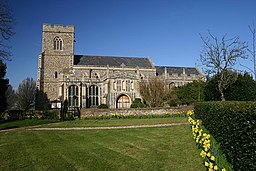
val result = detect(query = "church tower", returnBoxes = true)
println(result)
[37,24,74,101]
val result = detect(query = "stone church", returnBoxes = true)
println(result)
[37,24,203,109]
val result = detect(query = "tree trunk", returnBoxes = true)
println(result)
[220,92,225,101]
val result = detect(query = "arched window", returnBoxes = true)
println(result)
[89,85,98,107]
[68,85,78,107]
[53,36,63,50]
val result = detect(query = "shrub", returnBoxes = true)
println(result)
[194,101,256,171]
[42,110,59,120]
[98,104,108,109]
[130,98,146,108]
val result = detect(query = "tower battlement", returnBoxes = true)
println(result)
[43,23,74,32]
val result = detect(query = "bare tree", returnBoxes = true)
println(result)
[248,23,256,80]
[0,2,14,61]
[139,76,171,107]
[200,32,248,101]
[16,78,36,111]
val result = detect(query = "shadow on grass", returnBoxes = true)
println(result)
[0,119,59,131]
[0,126,19,130]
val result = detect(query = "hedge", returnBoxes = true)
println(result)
[194,101,256,171]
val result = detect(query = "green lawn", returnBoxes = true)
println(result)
[44,117,187,128]
[0,119,59,130]
[0,118,204,171]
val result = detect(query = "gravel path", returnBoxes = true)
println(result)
[27,122,189,131]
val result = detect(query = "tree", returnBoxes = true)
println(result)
[139,76,171,108]
[5,84,16,110]
[0,2,14,61]
[200,32,248,101]
[176,80,206,105]
[204,76,221,101]
[16,78,36,111]
[248,23,256,80]
[35,88,50,110]
[0,60,8,112]
[225,72,256,101]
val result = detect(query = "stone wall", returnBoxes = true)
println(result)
[80,106,193,117]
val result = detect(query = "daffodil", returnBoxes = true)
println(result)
[207,152,211,157]
[214,165,218,170]
[209,162,213,169]
[221,169,227,171]
[210,155,215,161]
[204,161,209,167]
[187,110,194,116]
[200,150,206,158]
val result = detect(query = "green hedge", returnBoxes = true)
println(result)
[194,101,256,171]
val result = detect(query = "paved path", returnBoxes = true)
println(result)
[28,122,189,131]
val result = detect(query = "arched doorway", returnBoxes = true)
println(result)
[116,94,131,109]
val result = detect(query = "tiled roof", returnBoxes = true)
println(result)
[74,55,154,68]
[156,66,200,76]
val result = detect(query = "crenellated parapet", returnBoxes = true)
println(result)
[43,24,74,33]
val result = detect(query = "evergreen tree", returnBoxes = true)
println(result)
[225,73,256,101]
[204,76,221,101]
[176,80,206,105]
[35,88,50,110]
[0,60,8,112]
[5,84,16,110]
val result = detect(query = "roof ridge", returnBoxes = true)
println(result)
[156,65,196,68]
[74,54,148,59]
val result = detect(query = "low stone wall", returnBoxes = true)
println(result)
[80,106,193,117]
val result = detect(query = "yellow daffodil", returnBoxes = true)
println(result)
[214,165,218,170]
[207,152,211,157]
[222,169,227,171]
[187,110,194,116]
[209,162,213,169]
[204,161,209,167]
[200,150,206,158]
[210,155,215,161]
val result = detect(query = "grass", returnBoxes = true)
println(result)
[0,119,59,130]
[43,117,187,128]
[0,118,204,171]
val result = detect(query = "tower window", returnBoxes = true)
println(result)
[53,36,63,50]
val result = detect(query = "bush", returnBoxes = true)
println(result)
[42,110,59,120]
[130,98,146,108]
[194,101,256,171]
[98,104,108,109]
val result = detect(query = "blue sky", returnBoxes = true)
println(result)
[6,0,256,88]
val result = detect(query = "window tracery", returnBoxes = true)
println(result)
[53,36,63,50]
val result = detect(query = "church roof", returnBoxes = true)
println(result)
[74,55,154,68]
[156,66,200,76]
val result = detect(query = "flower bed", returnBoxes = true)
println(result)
[195,102,256,171]
[187,110,232,171]
[81,111,188,120]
